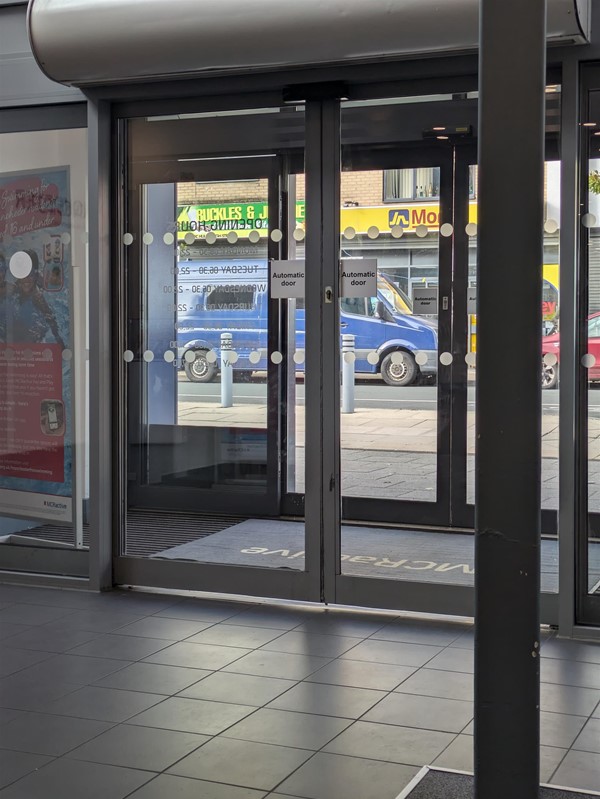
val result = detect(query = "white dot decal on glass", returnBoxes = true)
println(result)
[582,213,597,229]
[62,349,73,361]
[344,352,356,364]
[544,219,559,234]
[343,227,356,240]
[271,351,283,364]
[61,232,71,245]
[42,348,52,361]
[9,251,33,279]
[367,351,379,365]
[440,223,454,238]
[249,351,261,365]
[293,351,305,364]
[271,229,283,243]
[440,351,454,365]
[123,350,134,363]
[248,230,260,244]
[415,224,428,238]
[465,351,477,367]
[415,351,428,366]
[367,226,380,240]
[163,232,175,245]
[206,350,218,363]
[143,233,154,246]
[582,353,596,368]
[293,228,305,242]
[164,350,175,363]
[143,350,154,362]
[391,351,404,365]
[171,267,179,275]
[390,225,404,239]
[184,350,196,363]
[205,232,217,245]
[227,231,238,244]
[466,222,478,237]
[123,233,134,246]
[184,232,195,245]
[229,351,239,364]
[543,352,558,367]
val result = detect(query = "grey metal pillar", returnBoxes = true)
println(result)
[475,1,546,797]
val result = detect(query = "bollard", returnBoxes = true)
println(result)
[342,334,355,414]
[220,332,233,408]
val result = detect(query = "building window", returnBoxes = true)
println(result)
[383,167,441,202]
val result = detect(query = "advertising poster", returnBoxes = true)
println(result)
[0,167,73,522]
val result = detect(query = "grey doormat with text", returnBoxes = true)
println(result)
[399,770,599,799]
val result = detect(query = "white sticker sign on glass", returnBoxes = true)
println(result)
[412,286,439,314]
[467,286,477,315]
[340,258,377,298]
[270,260,305,298]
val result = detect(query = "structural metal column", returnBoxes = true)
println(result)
[475,2,546,798]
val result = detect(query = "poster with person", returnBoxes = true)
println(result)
[0,166,73,523]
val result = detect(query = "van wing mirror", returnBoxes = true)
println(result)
[376,300,386,319]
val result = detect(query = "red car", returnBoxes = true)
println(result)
[542,311,600,389]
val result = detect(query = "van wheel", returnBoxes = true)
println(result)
[542,359,558,390]
[381,351,418,387]
[184,350,217,383]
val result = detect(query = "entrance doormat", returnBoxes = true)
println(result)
[396,768,600,799]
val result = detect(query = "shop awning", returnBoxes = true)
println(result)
[28,0,590,87]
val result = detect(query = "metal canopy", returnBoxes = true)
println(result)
[28,0,590,87]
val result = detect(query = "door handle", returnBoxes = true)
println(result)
[340,323,348,328]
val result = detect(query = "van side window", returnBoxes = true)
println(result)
[205,285,255,311]
[341,297,367,316]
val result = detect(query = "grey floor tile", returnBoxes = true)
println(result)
[68,634,171,662]
[222,607,309,630]
[0,648,53,678]
[573,717,600,754]
[541,639,600,665]
[369,621,467,647]
[0,709,23,726]
[267,681,385,718]
[43,610,147,634]
[340,639,442,668]
[154,601,246,623]
[0,624,32,642]
[306,659,416,691]
[550,749,600,793]
[424,647,474,674]
[541,658,600,690]
[540,683,600,716]
[448,630,475,650]
[540,746,569,783]
[223,708,351,750]
[0,749,53,790]
[17,653,129,686]
[2,627,99,653]
[394,668,474,701]
[295,613,393,638]
[39,686,166,723]
[363,692,473,733]
[276,751,418,799]
[168,736,312,791]
[144,641,249,670]
[540,710,588,748]
[94,662,211,695]
[0,758,153,799]
[68,723,208,771]
[127,774,267,799]
[433,734,473,771]
[223,650,331,680]
[186,624,286,649]
[113,617,214,641]
[261,631,361,658]
[0,711,112,756]
[0,604,74,626]
[129,696,255,735]
[324,719,453,766]
[179,671,296,706]
[0,672,80,712]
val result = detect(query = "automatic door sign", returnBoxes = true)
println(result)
[412,286,439,314]
[270,260,305,298]
[341,258,377,298]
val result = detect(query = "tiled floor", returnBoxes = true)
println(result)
[0,583,599,799]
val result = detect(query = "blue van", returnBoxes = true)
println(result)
[176,259,438,386]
